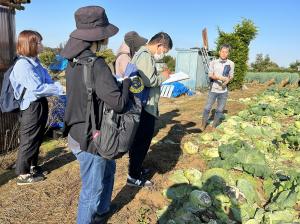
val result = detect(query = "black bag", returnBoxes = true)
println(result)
[0,57,31,113]
[209,63,231,89]
[77,57,141,160]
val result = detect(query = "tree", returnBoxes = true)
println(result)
[251,54,280,72]
[163,55,176,72]
[216,19,258,89]
[289,60,300,71]
[39,49,56,67]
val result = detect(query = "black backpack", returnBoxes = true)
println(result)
[75,57,142,160]
[0,57,32,113]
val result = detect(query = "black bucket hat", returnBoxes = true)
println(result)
[70,6,119,41]
[124,31,147,50]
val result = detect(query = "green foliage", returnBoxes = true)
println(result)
[250,54,280,72]
[38,49,56,67]
[138,206,151,224]
[289,60,300,71]
[210,141,272,178]
[168,170,189,184]
[159,87,300,223]
[216,18,258,89]
[281,125,300,150]
[263,209,298,223]
[237,179,259,204]
[245,72,300,84]
[96,49,116,64]
[163,55,176,72]
[189,190,212,209]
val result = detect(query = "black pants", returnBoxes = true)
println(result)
[16,97,48,175]
[129,109,156,179]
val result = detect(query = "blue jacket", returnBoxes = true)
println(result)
[9,56,64,110]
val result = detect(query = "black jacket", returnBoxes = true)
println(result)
[64,49,130,154]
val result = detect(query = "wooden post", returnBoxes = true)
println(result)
[202,28,208,50]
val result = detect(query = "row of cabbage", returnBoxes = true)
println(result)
[245,72,299,84]
[158,87,300,224]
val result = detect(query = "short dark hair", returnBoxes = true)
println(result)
[220,44,231,51]
[148,32,173,49]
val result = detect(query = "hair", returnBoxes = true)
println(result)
[17,30,43,57]
[219,44,231,51]
[148,32,173,49]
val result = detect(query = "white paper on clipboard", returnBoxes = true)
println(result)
[162,71,189,84]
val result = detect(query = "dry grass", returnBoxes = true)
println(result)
[0,84,269,224]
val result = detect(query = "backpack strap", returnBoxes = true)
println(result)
[15,57,35,102]
[74,57,98,136]
[131,48,149,64]
[115,52,131,61]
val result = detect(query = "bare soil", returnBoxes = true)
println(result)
[0,84,267,224]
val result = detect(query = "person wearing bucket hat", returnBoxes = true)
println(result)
[115,31,148,77]
[61,6,131,224]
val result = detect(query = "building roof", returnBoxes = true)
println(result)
[0,0,30,10]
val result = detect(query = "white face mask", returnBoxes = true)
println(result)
[154,52,165,61]
[97,44,108,52]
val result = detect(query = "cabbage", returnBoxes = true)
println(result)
[182,141,198,154]
[184,169,202,188]
[163,184,193,200]
[263,178,275,201]
[207,220,218,224]
[254,141,275,153]
[266,189,298,211]
[244,219,261,224]
[201,133,214,141]
[236,179,259,204]
[240,122,253,130]
[223,127,237,136]
[168,170,189,184]
[260,116,273,125]
[173,212,201,224]
[263,209,298,223]
[156,206,168,219]
[295,121,300,129]
[270,122,282,131]
[189,190,212,209]
[226,117,239,126]
[202,168,235,186]
[213,194,232,215]
[202,147,219,159]
[231,203,257,223]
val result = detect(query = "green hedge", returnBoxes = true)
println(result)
[216,19,258,90]
[245,72,300,84]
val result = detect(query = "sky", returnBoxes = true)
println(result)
[15,0,300,67]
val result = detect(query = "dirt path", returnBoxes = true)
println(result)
[0,84,267,224]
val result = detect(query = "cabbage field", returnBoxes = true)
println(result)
[158,87,300,224]
[245,72,300,85]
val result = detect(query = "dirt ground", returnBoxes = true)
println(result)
[0,84,268,224]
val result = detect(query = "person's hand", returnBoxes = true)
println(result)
[162,68,171,78]
[54,81,65,95]
[220,76,229,82]
[223,79,230,86]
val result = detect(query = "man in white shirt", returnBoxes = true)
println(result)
[201,44,234,130]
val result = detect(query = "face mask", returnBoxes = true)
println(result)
[153,46,166,61]
[97,44,108,52]
[154,52,165,61]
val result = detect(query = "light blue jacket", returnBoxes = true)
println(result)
[9,56,64,110]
